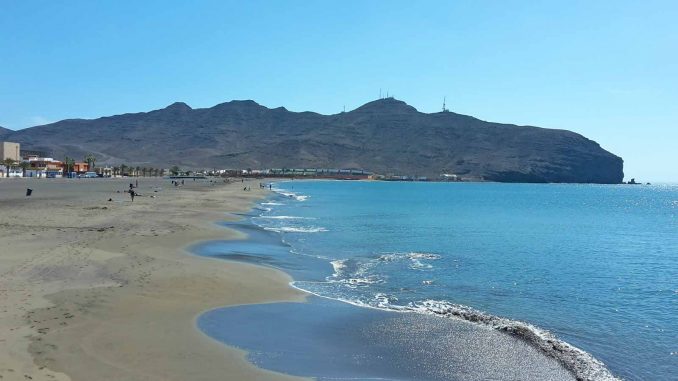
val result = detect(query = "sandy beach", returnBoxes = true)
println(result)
[0,177,308,381]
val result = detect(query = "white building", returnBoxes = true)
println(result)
[0,165,23,178]
[23,156,64,178]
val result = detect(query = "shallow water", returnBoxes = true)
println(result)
[199,297,575,381]
[197,181,678,380]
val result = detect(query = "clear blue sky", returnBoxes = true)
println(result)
[1,1,676,181]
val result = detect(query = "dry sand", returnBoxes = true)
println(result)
[0,177,308,381]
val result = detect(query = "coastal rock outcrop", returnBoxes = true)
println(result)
[5,98,624,183]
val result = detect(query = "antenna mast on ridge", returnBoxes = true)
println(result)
[442,96,449,112]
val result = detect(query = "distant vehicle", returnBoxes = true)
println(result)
[80,172,98,178]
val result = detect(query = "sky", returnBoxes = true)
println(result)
[1,1,677,181]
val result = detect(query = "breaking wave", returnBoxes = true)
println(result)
[257,215,314,220]
[272,189,309,201]
[328,259,384,287]
[401,300,620,381]
[296,255,617,380]
[264,226,328,233]
[377,252,440,271]
[330,259,347,276]
[378,252,441,261]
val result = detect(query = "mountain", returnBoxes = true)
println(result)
[0,126,11,140]
[4,98,624,183]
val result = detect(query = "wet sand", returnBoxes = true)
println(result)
[0,177,307,381]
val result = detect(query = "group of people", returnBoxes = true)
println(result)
[242,182,273,192]
[124,177,269,199]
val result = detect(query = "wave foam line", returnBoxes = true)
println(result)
[272,189,309,201]
[289,281,619,381]
[257,215,313,220]
[263,226,328,233]
[402,300,619,381]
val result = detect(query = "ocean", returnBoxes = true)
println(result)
[195,181,677,381]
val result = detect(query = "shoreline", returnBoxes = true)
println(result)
[194,207,579,381]
[203,183,619,381]
[0,178,308,381]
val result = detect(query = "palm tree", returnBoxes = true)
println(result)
[84,154,97,171]
[170,166,180,176]
[2,158,15,177]
[120,164,127,176]
[19,161,30,177]
[63,156,75,177]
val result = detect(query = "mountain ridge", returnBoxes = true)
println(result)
[0,126,12,139]
[3,98,624,183]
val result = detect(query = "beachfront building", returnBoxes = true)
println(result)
[23,156,64,178]
[0,142,21,162]
[242,169,271,176]
[72,162,89,174]
[0,165,24,177]
[0,141,21,177]
[95,166,113,177]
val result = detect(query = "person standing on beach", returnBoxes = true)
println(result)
[129,189,135,202]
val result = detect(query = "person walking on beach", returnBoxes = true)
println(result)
[129,189,135,202]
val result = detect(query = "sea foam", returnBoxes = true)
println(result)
[264,226,328,233]
[402,300,622,381]
[290,282,620,381]
[273,189,309,201]
[258,215,313,220]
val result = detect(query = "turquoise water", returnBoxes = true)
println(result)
[247,181,677,380]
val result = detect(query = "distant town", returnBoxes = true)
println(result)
[0,141,466,182]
